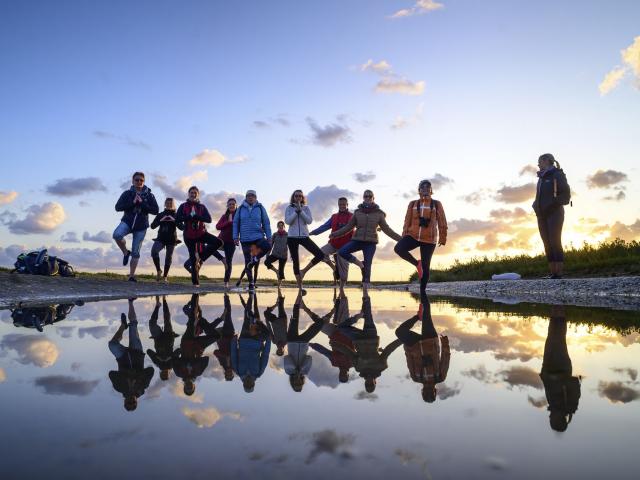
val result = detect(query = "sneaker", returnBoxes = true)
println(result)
[417,262,423,280]
[123,250,131,266]
[128,276,137,282]
[551,274,563,279]
[162,277,168,284]
[156,270,162,281]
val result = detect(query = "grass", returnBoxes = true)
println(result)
[411,239,640,282]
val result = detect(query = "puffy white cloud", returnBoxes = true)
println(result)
[46,177,108,196]
[83,231,112,243]
[360,59,392,74]
[609,219,640,241]
[201,191,244,215]
[390,0,444,19]
[189,149,247,167]
[182,406,243,428]
[353,171,376,183]
[305,117,352,147]
[0,191,18,205]
[60,231,81,243]
[151,170,209,200]
[493,183,536,204]
[599,67,626,95]
[0,334,59,367]
[2,202,66,234]
[306,185,357,219]
[586,169,628,188]
[599,36,640,95]
[598,381,639,404]
[34,375,100,396]
[375,77,425,95]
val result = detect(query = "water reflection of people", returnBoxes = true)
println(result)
[540,305,581,432]
[282,291,328,392]
[211,294,235,381]
[108,299,155,411]
[395,294,450,403]
[310,291,357,384]
[11,304,75,332]
[173,294,220,396]
[146,296,179,381]
[232,293,271,393]
[264,293,288,357]
[334,294,401,393]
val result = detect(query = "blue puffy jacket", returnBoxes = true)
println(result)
[232,200,272,242]
[115,186,159,231]
[230,337,271,379]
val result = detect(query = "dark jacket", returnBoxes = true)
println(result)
[150,209,183,245]
[115,186,159,231]
[216,211,236,244]
[109,348,154,398]
[533,167,571,216]
[176,201,212,240]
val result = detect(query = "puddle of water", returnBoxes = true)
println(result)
[1,289,638,479]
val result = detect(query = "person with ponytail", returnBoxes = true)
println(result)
[532,153,571,279]
[176,186,227,287]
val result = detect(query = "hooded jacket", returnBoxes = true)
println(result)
[332,203,401,244]
[233,200,272,242]
[402,196,447,244]
[533,167,571,216]
[115,186,159,231]
[285,204,313,237]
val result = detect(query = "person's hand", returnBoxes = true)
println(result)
[134,194,142,204]
[234,239,240,246]
[161,215,173,222]
[190,207,196,218]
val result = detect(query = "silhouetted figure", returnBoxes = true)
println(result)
[334,294,401,393]
[395,294,450,403]
[173,294,220,396]
[108,299,154,411]
[264,294,288,357]
[231,293,271,392]
[11,304,74,332]
[146,296,179,381]
[211,294,235,381]
[540,305,581,432]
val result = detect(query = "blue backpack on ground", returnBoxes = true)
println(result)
[12,249,75,277]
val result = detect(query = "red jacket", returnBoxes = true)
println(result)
[330,211,354,249]
[216,211,235,244]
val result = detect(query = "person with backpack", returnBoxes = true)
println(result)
[264,220,288,289]
[304,197,364,291]
[150,198,183,283]
[176,186,227,287]
[216,198,238,290]
[533,153,571,279]
[330,190,402,293]
[232,190,272,292]
[146,295,179,382]
[394,179,448,293]
[284,189,331,292]
[113,172,159,282]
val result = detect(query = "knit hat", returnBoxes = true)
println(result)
[418,179,432,190]
[246,189,257,197]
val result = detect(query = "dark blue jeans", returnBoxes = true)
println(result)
[338,240,376,283]
[537,207,564,262]
[241,239,271,283]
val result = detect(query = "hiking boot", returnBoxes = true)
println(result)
[128,276,137,282]
[123,250,131,266]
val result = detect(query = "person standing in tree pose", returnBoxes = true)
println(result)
[150,198,183,283]
[233,190,272,292]
[285,189,332,292]
[330,190,402,294]
[533,153,571,279]
[304,196,363,291]
[176,186,227,287]
[216,198,238,290]
[113,171,159,282]
[394,180,447,293]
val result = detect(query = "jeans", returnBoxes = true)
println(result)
[241,239,271,283]
[338,240,376,283]
[287,237,324,275]
[394,235,436,289]
[112,222,146,258]
[537,207,564,262]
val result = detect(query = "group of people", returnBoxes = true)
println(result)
[112,153,570,288]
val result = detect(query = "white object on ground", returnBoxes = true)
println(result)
[491,272,522,280]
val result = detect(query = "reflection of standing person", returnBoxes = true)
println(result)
[211,294,235,381]
[108,299,155,411]
[146,296,179,381]
[395,294,450,403]
[394,180,447,293]
[540,305,581,432]
[113,172,159,282]
[533,153,571,279]
[216,198,238,290]
[232,294,271,392]
[264,294,288,357]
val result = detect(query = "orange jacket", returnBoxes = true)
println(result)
[402,196,447,244]
[403,336,450,384]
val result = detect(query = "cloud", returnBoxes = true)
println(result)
[34,375,99,396]
[182,406,243,428]
[253,120,269,129]
[2,202,66,234]
[0,191,18,205]
[189,149,247,167]
[494,183,536,204]
[611,368,638,381]
[353,171,376,183]
[458,190,487,205]
[498,366,543,390]
[429,173,454,190]
[489,207,531,222]
[301,429,356,464]
[306,185,357,219]
[46,177,108,196]
[253,115,290,129]
[461,364,494,383]
[201,191,244,214]
[390,116,410,130]
[360,59,392,74]
[305,117,352,147]
[354,391,379,402]
[375,77,425,95]
[437,382,461,400]
[603,190,626,202]
[78,427,143,449]
[60,231,81,243]
[151,170,208,200]
[528,395,548,409]
[93,130,151,150]
[519,165,538,176]
[0,334,59,367]
[83,231,112,243]
[78,326,111,339]
[0,367,5,382]
[484,456,509,471]
[609,219,640,241]
[599,36,640,95]
[269,200,288,219]
[390,102,424,130]
[586,169,628,188]
[598,381,639,404]
[390,0,444,19]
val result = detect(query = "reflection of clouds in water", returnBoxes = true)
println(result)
[268,355,284,373]
[461,364,495,384]
[528,395,547,409]
[172,380,204,404]
[0,334,59,367]
[79,427,142,448]
[307,351,340,389]
[395,449,431,479]
[611,367,638,381]
[78,325,110,339]
[437,382,461,400]
[57,326,75,338]
[291,429,356,465]
[203,354,226,381]
[34,375,99,396]
[249,451,289,464]
[0,367,6,382]
[182,406,243,428]
[354,391,378,402]
[498,366,543,390]
[484,456,508,471]
[598,381,640,404]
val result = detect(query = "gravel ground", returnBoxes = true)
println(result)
[1,271,639,311]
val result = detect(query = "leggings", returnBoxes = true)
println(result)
[264,255,286,280]
[537,207,564,262]
[287,304,324,342]
[185,232,224,285]
[338,240,376,283]
[241,239,270,283]
[394,236,436,290]
[395,299,437,345]
[222,242,236,282]
[151,241,175,277]
[287,237,324,275]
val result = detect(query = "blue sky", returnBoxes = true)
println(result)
[1,0,639,280]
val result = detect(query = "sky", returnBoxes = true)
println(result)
[1,0,639,281]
